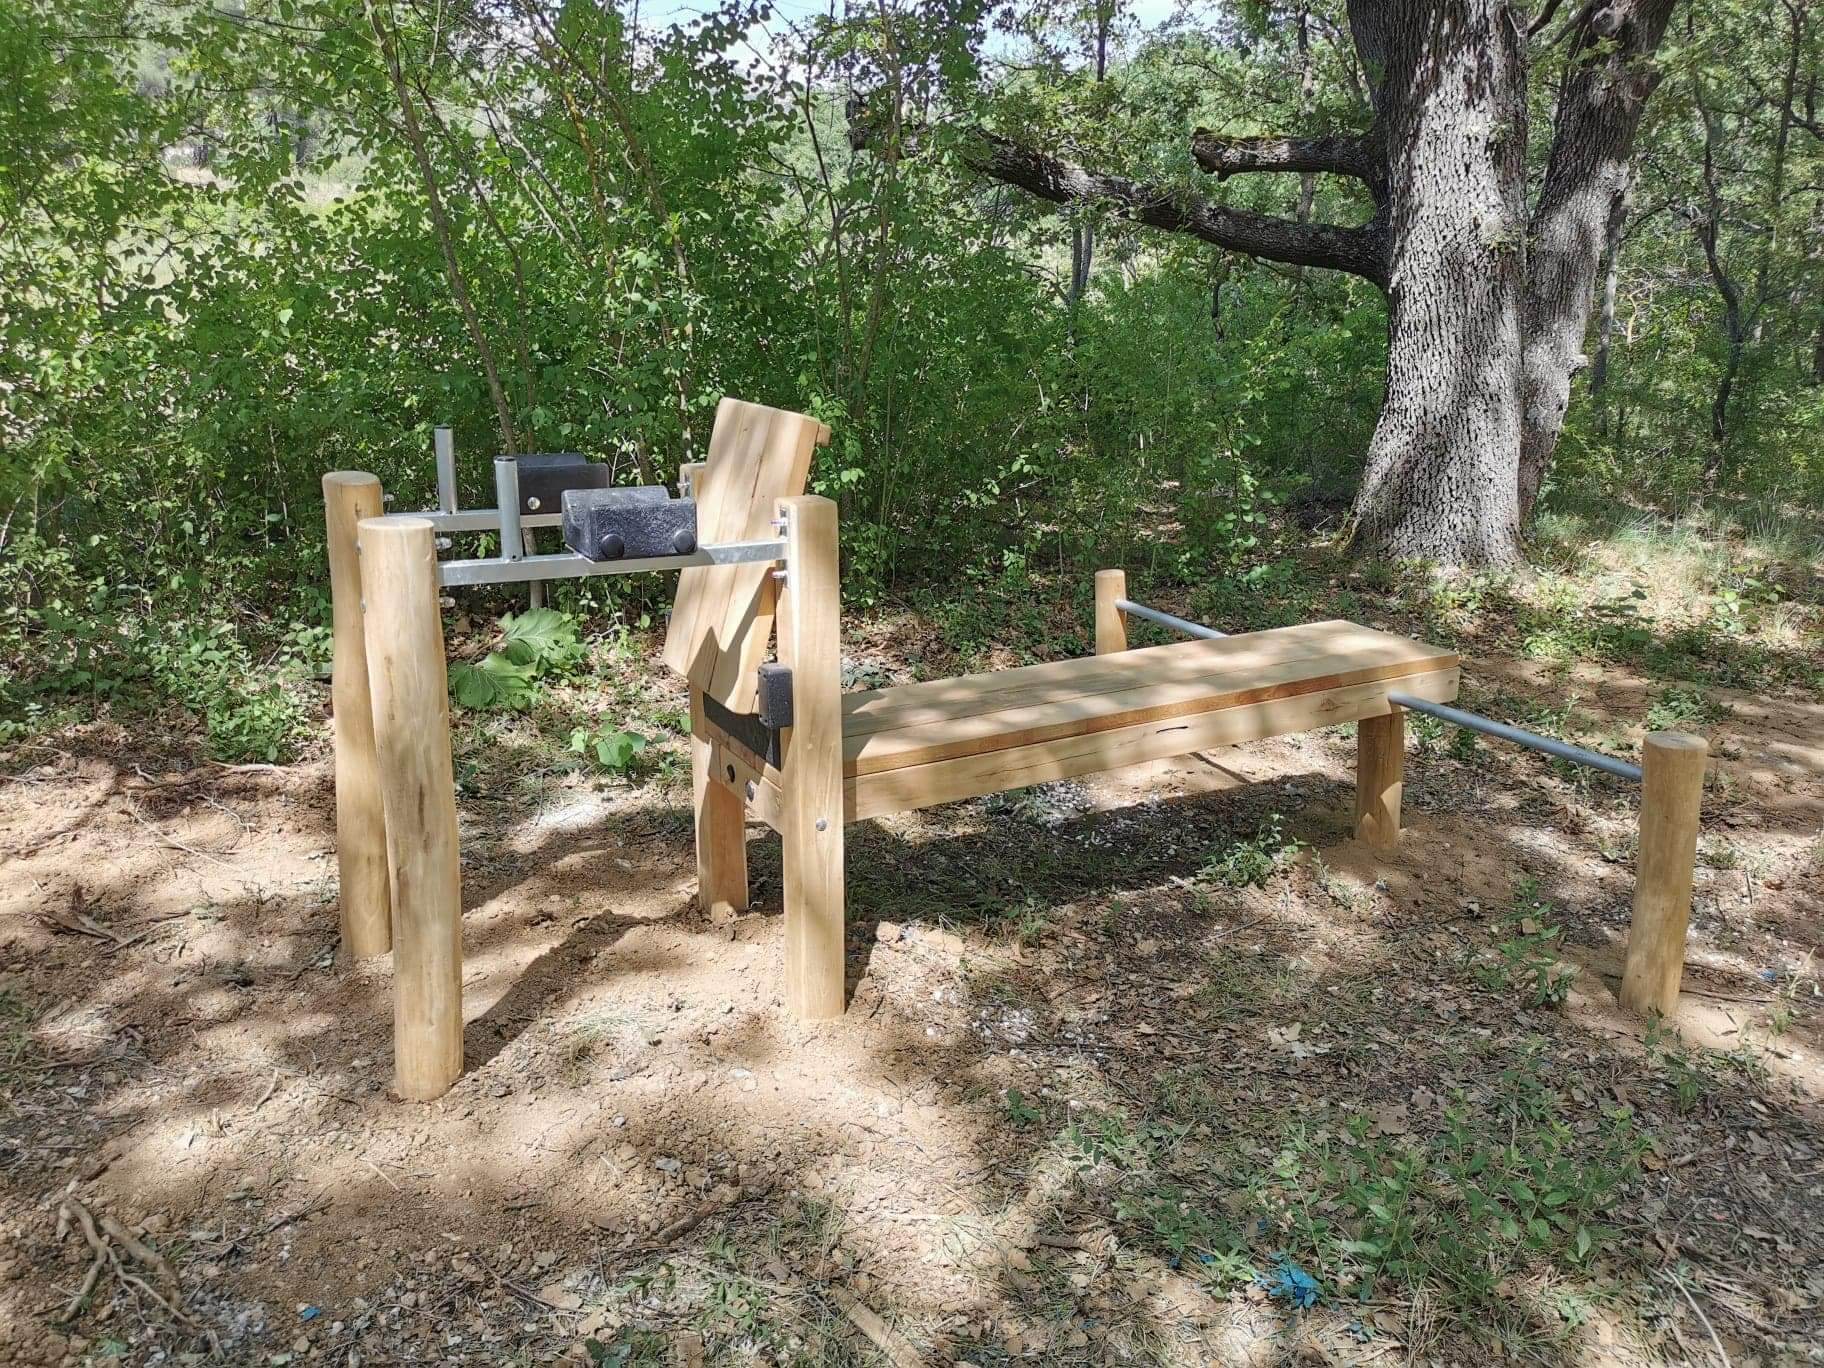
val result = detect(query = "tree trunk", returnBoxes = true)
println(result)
[1517,0,1676,512]
[1344,1,1528,564]
[1591,206,1623,437]
[943,0,1679,564]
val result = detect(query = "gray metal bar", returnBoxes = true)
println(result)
[1114,597,1227,640]
[492,457,523,562]
[1385,693,1641,781]
[436,537,787,588]
[406,507,564,534]
[1116,593,1642,783]
[433,426,458,513]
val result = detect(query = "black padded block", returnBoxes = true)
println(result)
[561,486,699,561]
[756,663,794,730]
[514,453,609,514]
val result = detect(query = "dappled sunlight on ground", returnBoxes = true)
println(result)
[3,529,1822,1365]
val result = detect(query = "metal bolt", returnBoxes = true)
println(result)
[435,537,452,551]
[771,515,788,535]
[439,595,455,608]
[771,568,787,585]
[745,781,756,800]
[383,493,396,504]
[526,496,541,511]
[815,817,828,832]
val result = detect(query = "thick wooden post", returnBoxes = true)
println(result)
[690,690,749,920]
[776,495,845,1019]
[323,472,392,958]
[358,516,464,1101]
[1354,705,1404,852]
[1095,569,1128,655]
[1621,732,1708,1017]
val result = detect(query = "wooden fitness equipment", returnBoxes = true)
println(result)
[326,399,1707,1102]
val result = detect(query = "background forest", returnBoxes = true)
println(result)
[4,6,1824,1365]
[3,0,1820,757]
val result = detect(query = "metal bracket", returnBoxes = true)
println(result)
[702,664,794,769]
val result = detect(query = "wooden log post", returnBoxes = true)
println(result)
[1094,569,1128,654]
[776,495,846,1019]
[1354,704,1404,852]
[358,515,464,1100]
[1621,732,1708,1017]
[323,472,393,958]
[691,689,749,921]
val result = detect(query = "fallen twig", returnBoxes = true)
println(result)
[827,1286,926,1368]
[362,1157,404,1192]
[250,1069,281,1112]
[1664,1268,1732,1368]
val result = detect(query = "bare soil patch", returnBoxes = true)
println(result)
[2,635,1821,1366]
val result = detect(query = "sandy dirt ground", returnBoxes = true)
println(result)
[1,639,1821,1367]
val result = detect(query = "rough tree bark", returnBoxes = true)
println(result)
[1345,1,1529,563]
[942,0,1679,564]
[1518,0,1678,509]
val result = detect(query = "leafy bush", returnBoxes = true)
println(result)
[449,608,585,712]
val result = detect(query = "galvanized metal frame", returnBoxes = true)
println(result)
[1115,595,1643,783]
[402,425,788,590]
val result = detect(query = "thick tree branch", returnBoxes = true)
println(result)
[965,132,1388,287]
[1189,129,1380,191]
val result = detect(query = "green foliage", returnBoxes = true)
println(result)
[1475,881,1578,1008]
[567,724,650,773]
[1204,812,1300,888]
[1079,1045,1646,1310]
[1003,1088,1042,1129]
[450,609,584,712]
[2,0,1818,743]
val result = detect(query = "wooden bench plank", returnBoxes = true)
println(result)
[846,665,1459,820]
[844,622,1456,775]
[845,620,1404,730]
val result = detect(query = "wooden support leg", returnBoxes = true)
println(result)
[776,495,845,1019]
[1621,732,1708,1017]
[358,515,464,1101]
[1354,705,1404,852]
[323,472,392,958]
[1095,569,1128,654]
[691,691,748,920]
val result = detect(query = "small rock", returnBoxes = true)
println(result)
[875,921,903,944]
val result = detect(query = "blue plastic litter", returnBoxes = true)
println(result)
[299,1306,321,1321]
[1257,1254,1320,1309]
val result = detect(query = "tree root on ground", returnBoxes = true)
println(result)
[56,1194,195,1328]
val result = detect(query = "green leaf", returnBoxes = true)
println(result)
[592,730,648,770]
[499,608,577,667]
[449,653,536,710]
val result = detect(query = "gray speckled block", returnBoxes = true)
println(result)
[562,486,698,561]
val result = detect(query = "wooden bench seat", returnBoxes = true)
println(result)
[702,619,1459,823]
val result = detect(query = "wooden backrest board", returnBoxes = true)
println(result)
[663,397,830,710]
